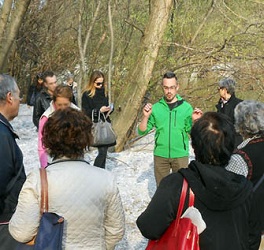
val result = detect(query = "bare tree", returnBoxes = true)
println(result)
[113,0,174,151]
[0,0,32,71]
[76,0,101,106]
[108,0,114,104]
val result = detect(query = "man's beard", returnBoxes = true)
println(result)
[164,93,175,103]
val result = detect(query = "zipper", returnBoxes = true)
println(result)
[182,132,186,150]
[169,111,171,158]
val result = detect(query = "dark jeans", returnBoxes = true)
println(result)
[0,224,20,250]
[94,146,108,169]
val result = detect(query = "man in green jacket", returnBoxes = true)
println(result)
[138,71,194,186]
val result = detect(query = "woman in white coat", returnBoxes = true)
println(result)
[9,108,125,250]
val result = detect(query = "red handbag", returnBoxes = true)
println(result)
[146,178,200,250]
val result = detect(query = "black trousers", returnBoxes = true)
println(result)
[0,224,20,250]
[94,146,108,169]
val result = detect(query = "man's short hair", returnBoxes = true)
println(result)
[163,71,178,81]
[0,74,18,102]
[42,71,55,83]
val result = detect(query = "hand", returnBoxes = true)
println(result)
[100,106,111,113]
[143,103,152,118]
[192,108,203,123]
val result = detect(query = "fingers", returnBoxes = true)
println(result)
[193,107,203,114]
[143,103,152,112]
[100,106,111,113]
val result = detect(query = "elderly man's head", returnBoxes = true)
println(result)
[0,74,20,121]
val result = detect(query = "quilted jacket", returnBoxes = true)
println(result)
[9,160,125,249]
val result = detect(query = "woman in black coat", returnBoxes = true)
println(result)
[137,112,261,250]
[81,70,114,168]
[227,100,264,234]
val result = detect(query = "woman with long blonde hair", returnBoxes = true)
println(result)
[81,70,114,168]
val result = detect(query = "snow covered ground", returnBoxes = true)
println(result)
[11,104,157,250]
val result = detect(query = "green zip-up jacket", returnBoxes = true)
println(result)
[138,95,193,158]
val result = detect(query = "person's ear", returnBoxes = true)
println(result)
[6,92,13,103]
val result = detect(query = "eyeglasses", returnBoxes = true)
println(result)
[162,85,177,91]
[217,87,224,91]
[95,82,104,87]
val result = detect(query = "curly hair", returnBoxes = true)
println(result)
[191,112,235,166]
[234,100,264,138]
[42,107,93,159]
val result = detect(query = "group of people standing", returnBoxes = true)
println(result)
[0,70,263,249]
[27,70,113,169]
[0,72,122,250]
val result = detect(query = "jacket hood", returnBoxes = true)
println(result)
[179,160,252,211]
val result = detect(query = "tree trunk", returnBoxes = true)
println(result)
[77,0,101,107]
[0,0,32,71]
[113,0,173,152]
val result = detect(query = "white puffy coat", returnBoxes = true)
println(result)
[9,160,125,249]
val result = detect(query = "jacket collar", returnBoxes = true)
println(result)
[159,95,184,108]
[0,113,19,139]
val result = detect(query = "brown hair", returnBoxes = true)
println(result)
[42,107,93,159]
[82,70,106,97]
[53,85,73,102]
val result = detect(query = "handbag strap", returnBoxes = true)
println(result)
[40,168,49,214]
[92,110,107,122]
[92,110,96,122]
[189,188,195,206]
[175,178,195,229]
[253,173,264,192]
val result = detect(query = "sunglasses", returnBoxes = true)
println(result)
[95,82,104,87]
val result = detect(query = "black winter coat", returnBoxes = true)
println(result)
[215,94,242,124]
[235,137,264,232]
[32,89,52,128]
[137,160,261,250]
[81,88,111,123]
[26,84,43,106]
[0,114,26,222]
[216,94,243,146]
